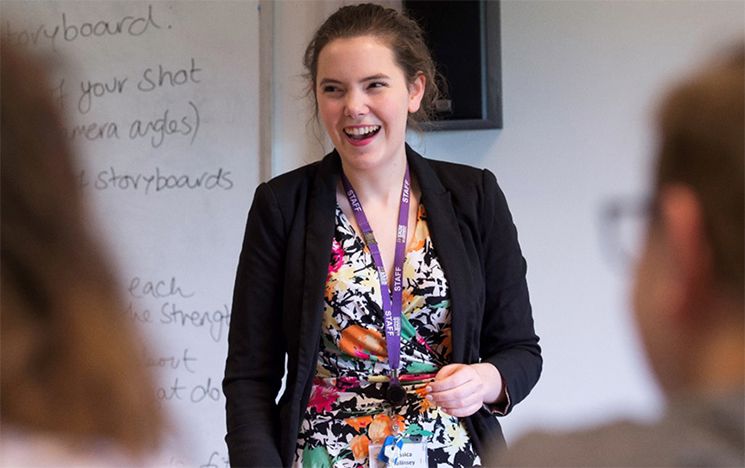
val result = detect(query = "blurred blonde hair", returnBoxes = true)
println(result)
[1,43,164,456]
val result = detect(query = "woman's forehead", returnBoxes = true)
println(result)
[317,36,404,82]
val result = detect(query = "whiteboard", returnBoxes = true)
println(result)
[1,1,261,465]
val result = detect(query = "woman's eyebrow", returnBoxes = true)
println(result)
[319,77,342,86]
[318,74,391,86]
[361,73,390,81]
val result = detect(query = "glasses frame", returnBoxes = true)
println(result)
[599,195,655,270]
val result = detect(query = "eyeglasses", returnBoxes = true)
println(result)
[599,195,654,271]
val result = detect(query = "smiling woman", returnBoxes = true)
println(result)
[223,4,542,467]
[315,36,423,177]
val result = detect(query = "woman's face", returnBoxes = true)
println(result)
[315,35,424,173]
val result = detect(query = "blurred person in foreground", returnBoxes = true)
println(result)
[0,43,166,465]
[496,45,744,467]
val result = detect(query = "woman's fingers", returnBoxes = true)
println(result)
[429,364,472,390]
[440,401,483,418]
[426,364,484,416]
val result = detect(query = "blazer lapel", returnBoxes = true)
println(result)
[297,152,340,386]
[407,146,475,363]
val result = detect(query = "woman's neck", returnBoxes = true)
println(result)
[340,157,407,205]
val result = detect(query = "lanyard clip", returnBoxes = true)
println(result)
[363,231,377,246]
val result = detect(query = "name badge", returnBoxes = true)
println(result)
[369,436,428,468]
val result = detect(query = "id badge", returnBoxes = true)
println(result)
[368,436,428,468]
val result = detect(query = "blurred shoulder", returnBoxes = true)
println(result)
[493,421,661,467]
[0,428,164,467]
[494,405,744,468]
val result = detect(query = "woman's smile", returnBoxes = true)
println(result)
[343,125,382,145]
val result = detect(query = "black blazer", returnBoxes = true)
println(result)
[223,146,541,467]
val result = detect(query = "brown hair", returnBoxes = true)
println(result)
[654,44,744,296]
[1,44,165,456]
[303,2,442,127]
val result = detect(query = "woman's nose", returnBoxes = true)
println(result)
[344,89,367,118]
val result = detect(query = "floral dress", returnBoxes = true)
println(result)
[294,204,481,468]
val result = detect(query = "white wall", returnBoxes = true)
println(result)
[271,0,744,442]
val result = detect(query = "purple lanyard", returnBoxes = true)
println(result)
[341,165,411,385]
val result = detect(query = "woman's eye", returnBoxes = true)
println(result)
[368,81,387,89]
[321,85,341,94]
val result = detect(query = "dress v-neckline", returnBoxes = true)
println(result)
[334,203,423,290]
[335,203,422,254]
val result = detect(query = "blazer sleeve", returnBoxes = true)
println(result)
[478,169,542,414]
[223,182,287,467]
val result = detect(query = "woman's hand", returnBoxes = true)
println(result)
[425,363,506,417]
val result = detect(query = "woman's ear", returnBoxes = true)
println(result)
[408,72,426,113]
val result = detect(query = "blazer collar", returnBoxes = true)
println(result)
[406,144,448,197]
[312,145,448,198]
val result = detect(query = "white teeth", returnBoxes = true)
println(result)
[345,126,380,136]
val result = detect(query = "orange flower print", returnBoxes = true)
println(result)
[339,325,387,360]
[402,289,414,309]
[367,414,390,444]
[324,280,334,303]
[414,386,433,414]
[409,238,425,253]
[367,414,406,444]
[345,415,373,432]
[350,434,370,461]
[418,398,433,414]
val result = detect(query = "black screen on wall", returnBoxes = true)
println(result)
[403,0,502,129]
